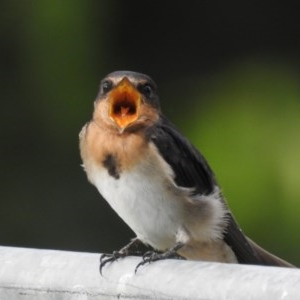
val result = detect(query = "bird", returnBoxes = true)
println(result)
[79,70,294,273]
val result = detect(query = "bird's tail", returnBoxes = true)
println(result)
[246,237,295,268]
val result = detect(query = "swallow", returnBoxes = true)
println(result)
[79,70,294,273]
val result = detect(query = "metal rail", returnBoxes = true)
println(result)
[0,245,299,299]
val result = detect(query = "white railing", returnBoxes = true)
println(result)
[0,245,299,299]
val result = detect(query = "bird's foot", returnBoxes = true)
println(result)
[100,251,125,275]
[135,242,184,273]
[100,238,148,275]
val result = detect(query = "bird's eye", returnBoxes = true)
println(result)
[101,80,113,94]
[141,83,154,97]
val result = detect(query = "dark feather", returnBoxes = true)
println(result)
[223,213,294,267]
[148,115,294,267]
[148,115,216,195]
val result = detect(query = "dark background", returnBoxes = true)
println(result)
[1,1,300,265]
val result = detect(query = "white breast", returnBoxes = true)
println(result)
[89,149,190,251]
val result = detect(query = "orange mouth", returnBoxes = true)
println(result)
[109,77,141,129]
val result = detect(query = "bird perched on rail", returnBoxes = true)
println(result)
[79,70,294,272]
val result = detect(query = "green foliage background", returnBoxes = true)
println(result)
[0,1,299,265]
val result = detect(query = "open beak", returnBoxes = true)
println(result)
[108,77,141,130]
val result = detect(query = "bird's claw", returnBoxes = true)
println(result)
[99,238,149,275]
[134,250,159,273]
[134,245,184,273]
[100,241,184,275]
[100,251,125,275]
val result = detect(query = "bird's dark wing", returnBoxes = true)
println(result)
[245,236,295,267]
[148,115,216,195]
[223,214,294,266]
[148,115,294,267]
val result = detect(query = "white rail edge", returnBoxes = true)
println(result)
[0,245,299,299]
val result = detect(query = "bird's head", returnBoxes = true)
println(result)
[93,71,160,133]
